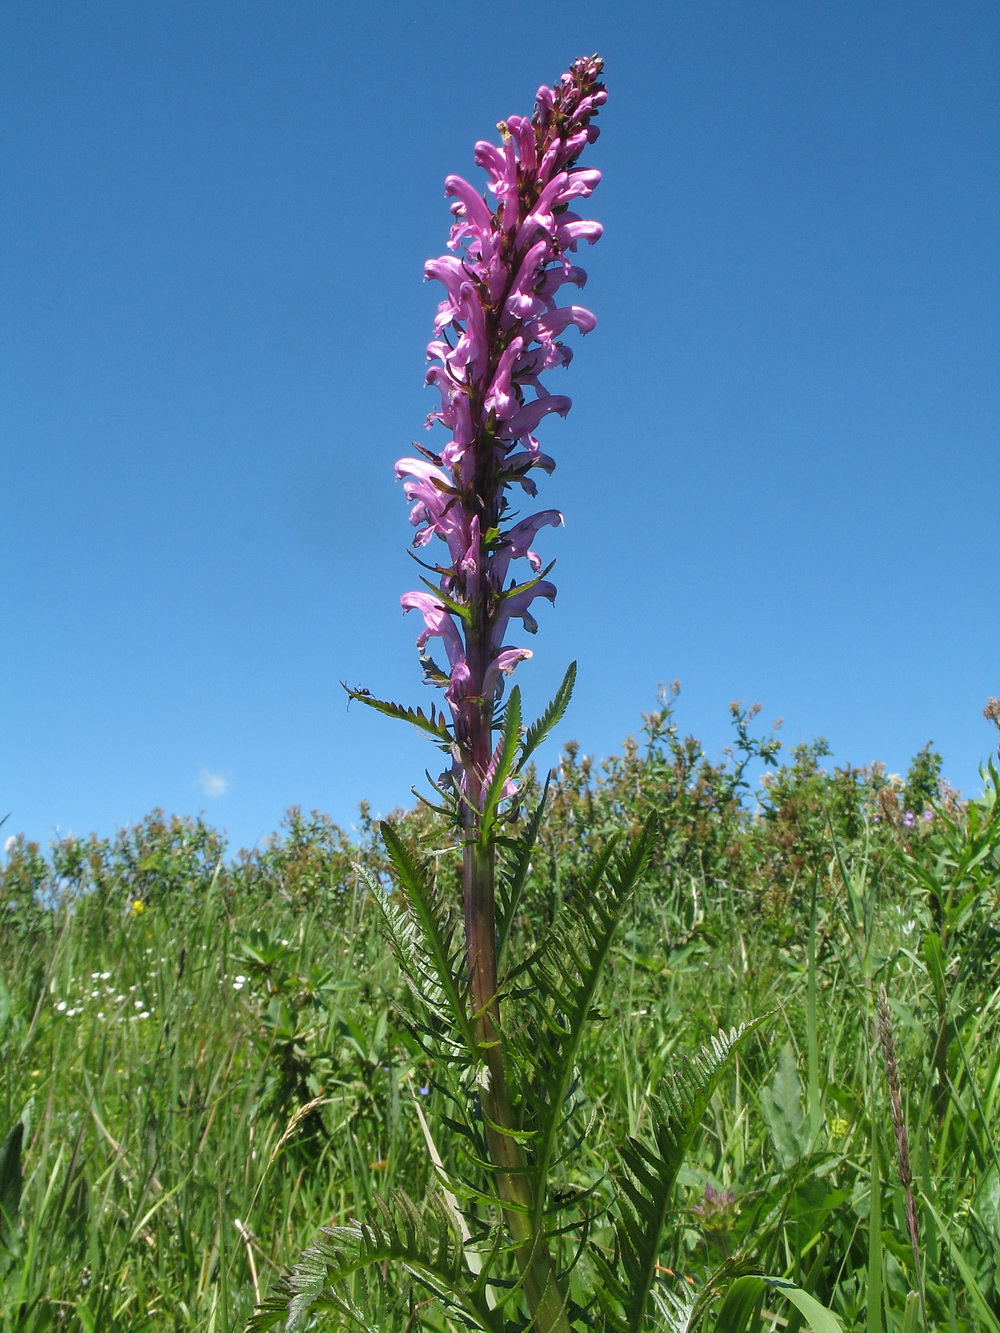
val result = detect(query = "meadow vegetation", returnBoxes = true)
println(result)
[2,693,999,1331]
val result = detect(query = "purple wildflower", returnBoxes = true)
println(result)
[903,810,916,828]
[397,57,605,803]
[692,1183,739,1251]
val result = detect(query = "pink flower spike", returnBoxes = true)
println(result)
[394,57,603,753]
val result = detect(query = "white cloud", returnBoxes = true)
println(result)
[197,769,229,798]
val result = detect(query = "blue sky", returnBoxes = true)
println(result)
[2,1,997,854]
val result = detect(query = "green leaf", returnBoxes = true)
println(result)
[711,1276,843,1333]
[495,776,550,967]
[760,1279,844,1333]
[921,931,947,1012]
[517,818,657,1239]
[710,1273,764,1331]
[901,1292,921,1333]
[360,826,477,1065]
[342,685,452,744]
[522,661,577,764]
[0,1119,23,1247]
[0,975,10,1043]
[760,1041,807,1169]
[867,1122,883,1333]
[244,1190,502,1333]
[479,687,522,834]
[922,1195,1000,1333]
[597,1015,770,1333]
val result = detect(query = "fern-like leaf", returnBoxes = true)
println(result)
[516,817,658,1230]
[342,685,452,745]
[361,824,477,1064]
[244,1190,504,1333]
[480,687,523,834]
[646,1278,699,1333]
[522,661,576,765]
[495,775,551,966]
[596,1018,769,1333]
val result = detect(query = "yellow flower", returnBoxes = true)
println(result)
[130,899,146,916]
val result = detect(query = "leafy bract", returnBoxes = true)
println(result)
[480,688,523,836]
[522,662,577,765]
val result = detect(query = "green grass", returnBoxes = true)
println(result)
[2,707,998,1331]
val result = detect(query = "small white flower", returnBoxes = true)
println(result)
[139,1011,150,1020]
[56,1000,68,1012]
[100,971,111,980]
[91,972,100,979]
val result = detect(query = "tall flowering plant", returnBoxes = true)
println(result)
[395,59,607,1143]
[248,59,841,1333]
